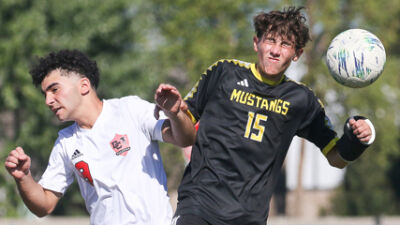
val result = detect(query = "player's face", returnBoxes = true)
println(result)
[253,34,303,80]
[41,70,83,122]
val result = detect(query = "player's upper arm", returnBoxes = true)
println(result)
[160,113,196,147]
[161,119,174,144]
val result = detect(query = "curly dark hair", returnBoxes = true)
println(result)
[253,6,311,49]
[29,49,100,89]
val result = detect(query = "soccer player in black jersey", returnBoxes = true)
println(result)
[164,6,376,225]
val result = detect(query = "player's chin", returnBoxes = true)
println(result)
[54,109,68,121]
[56,116,66,122]
[55,113,69,122]
[264,69,285,78]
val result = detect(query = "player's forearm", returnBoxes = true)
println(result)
[165,110,196,147]
[331,116,375,167]
[326,147,348,169]
[16,172,56,217]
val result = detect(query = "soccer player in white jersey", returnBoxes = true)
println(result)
[4,49,196,225]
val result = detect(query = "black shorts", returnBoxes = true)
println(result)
[171,214,212,225]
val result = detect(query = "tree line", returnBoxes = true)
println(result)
[0,0,399,217]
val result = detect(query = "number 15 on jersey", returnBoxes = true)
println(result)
[244,111,268,142]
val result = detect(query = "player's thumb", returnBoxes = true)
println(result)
[15,147,28,161]
[180,101,188,112]
[15,146,25,154]
[19,154,32,176]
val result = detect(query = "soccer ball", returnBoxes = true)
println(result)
[326,29,386,88]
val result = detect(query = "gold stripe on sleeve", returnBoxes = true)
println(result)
[322,137,339,156]
[186,109,197,124]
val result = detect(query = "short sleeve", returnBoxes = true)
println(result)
[295,92,338,152]
[38,137,75,195]
[297,111,338,150]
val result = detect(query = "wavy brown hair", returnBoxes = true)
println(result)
[253,6,311,50]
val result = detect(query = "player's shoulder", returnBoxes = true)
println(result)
[284,76,316,94]
[58,123,78,140]
[106,95,144,103]
[107,96,154,116]
[208,59,252,71]
[105,95,151,108]
[284,76,324,106]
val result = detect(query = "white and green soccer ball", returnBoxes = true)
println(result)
[326,29,386,88]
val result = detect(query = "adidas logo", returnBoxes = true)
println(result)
[71,149,83,160]
[237,79,248,87]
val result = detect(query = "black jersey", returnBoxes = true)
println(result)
[177,59,338,225]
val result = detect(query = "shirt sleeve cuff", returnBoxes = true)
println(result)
[154,119,166,142]
[362,119,376,145]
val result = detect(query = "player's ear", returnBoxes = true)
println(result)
[253,36,259,52]
[80,77,91,95]
[292,48,304,61]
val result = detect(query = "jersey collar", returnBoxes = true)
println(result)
[251,63,286,86]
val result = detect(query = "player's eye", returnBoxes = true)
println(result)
[282,42,293,48]
[264,37,275,43]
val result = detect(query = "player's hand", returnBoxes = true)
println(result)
[348,118,372,144]
[154,83,185,119]
[4,147,31,181]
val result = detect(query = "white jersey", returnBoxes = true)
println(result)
[38,96,172,225]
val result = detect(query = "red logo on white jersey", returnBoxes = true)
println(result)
[110,134,131,156]
[75,161,94,186]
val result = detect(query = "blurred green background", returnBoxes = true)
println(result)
[0,0,399,219]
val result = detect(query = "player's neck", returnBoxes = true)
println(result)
[76,95,103,129]
[260,72,283,82]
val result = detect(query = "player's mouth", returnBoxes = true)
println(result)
[267,57,280,62]
[51,107,62,115]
